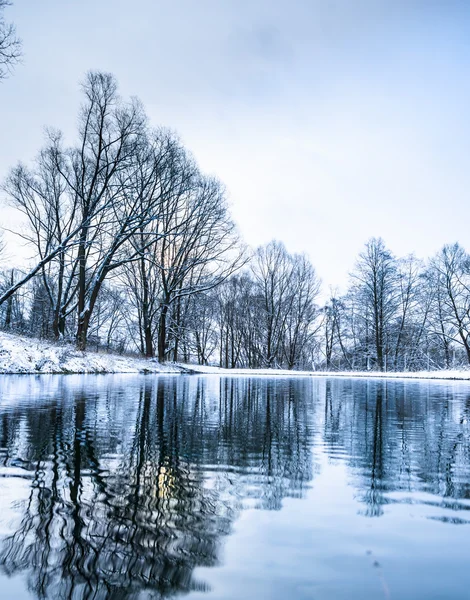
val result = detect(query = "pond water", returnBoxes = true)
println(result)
[0,374,469,599]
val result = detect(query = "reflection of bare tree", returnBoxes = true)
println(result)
[323,379,470,516]
[0,382,230,598]
[212,378,314,510]
[361,385,385,517]
[323,380,343,453]
[0,375,315,599]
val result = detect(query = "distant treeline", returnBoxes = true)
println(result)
[0,73,469,371]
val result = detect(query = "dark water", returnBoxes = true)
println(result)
[0,375,469,599]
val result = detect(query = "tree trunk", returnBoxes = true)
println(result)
[140,257,154,358]
[4,270,14,329]
[52,253,65,340]
[76,226,88,349]
[76,311,90,351]
[158,302,169,362]
[172,296,182,362]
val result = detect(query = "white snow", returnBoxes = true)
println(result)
[1,331,470,380]
[178,363,470,381]
[0,332,180,374]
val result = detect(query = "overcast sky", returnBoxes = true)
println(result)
[1,0,470,291]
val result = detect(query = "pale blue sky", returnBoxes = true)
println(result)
[1,0,470,289]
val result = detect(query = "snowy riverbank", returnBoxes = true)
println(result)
[0,332,180,374]
[1,332,470,380]
[180,363,470,381]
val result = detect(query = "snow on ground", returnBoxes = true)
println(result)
[1,331,470,380]
[179,363,470,381]
[0,332,180,375]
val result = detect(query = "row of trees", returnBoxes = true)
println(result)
[1,71,470,370]
[164,237,470,371]
[324,238,470,371]
[166,241,321,369]
[4,222,470,372]
[0,235,322,369]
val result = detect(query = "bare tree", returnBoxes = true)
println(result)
[124,132,194,358]
[184,292,218,365]
[215,273,262,368]
[415,265,450,368]
[323,293,353,370]
[428,243,470,364]
[0,267,25,330]
[154,170,244,362]
[350,238,398,371]
[122,251,163,356]
[59,72,148,349]
[0,0,21,80]
[86,284,128,352]
[2,73,177,351]
[4,134,79,338]
[251,241,294,368]
[392,255,422,369]
[283,253,321,369]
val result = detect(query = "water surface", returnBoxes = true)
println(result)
[0,375,469,599]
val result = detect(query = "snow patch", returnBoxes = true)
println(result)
[0,332,180,375]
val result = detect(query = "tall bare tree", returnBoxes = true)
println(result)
[350,238,398,371]
[428,243,470,364]
[251,241,294,368]
[123,132,194,358]
[4,134,79,338]
[392,255,422,369]
[154,171,244,362]
[283,253,321,369]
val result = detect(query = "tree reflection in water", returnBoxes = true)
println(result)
[323,379,470,518]
[2,375,469,599]
[0,376,314,599]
